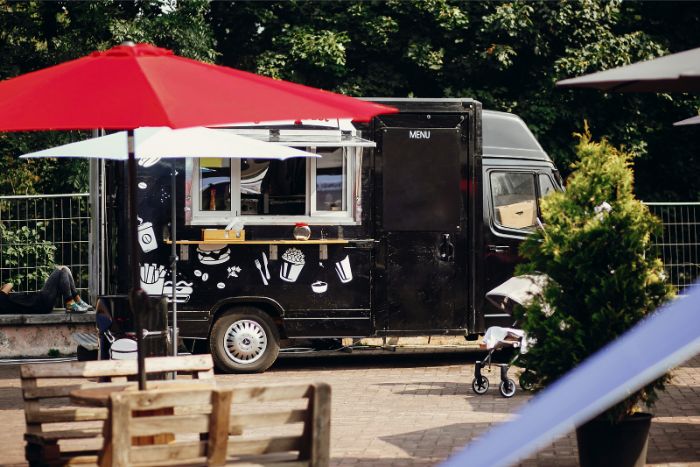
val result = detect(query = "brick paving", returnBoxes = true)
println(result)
[0,347,698,466]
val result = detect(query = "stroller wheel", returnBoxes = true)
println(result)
[472,376,489,395]
[499,378,517,398]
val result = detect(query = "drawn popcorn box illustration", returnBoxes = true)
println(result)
[280,248,305,282]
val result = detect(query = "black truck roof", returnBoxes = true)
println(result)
[364,98,551,162]
[482,110,550,162]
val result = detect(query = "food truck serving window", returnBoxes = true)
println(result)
[187,146,361,225]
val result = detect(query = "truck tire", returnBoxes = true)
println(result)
[209,308,280,373]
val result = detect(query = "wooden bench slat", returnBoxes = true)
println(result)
[20,354,214,378]
[129,440,208,464]
[227,435,304,456]
[25,428,102,443]
[130,414,211,436]
[230,409,307,432]
[25,407,109,423]
[22,381,128,400]
[112,386,215,410]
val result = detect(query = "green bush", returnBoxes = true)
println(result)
[0,223,56,289]
[516,128,674,422]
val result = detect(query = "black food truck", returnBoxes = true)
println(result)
[94,98,562,373]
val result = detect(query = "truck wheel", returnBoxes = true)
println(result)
[210,308,280,373]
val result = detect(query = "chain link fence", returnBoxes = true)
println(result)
[0,193,90,294]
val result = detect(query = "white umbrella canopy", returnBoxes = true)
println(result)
[19,126,318,160]
[21,127,317,358]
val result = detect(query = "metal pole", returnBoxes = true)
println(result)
[171,160,178,357]
[127,129,147,390]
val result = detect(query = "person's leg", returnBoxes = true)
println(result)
[62,266,93,309]
[56,266,79,297]
[38,268,78,309]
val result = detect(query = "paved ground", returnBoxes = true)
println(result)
[0,346,698,466]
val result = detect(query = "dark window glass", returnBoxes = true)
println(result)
[200,159,231,211]
[539,174,556,198]
[316,148,346,211]
[241,158,306,215]
[491,172,537,229]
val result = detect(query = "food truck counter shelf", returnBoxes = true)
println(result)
[165,239,354,245]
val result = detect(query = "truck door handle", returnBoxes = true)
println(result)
[488,245,510,253]
[439,234,454,261]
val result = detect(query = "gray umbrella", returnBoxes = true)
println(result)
[556,46,700,92]
[674,115,700,126]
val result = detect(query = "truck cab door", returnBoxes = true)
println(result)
[481,168,558,329]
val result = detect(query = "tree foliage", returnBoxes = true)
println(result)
[0,0,215,194]
[0,222,56,288]
[0,1,699,199]
[515,130,674,421]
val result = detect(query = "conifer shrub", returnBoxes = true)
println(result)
[516,129,674,422]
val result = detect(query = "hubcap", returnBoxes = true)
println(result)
[223,319,268,365]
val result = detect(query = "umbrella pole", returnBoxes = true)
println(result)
[171,160,178,358]
[127,129,147,390]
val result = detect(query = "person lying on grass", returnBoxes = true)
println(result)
[0,266,92,314]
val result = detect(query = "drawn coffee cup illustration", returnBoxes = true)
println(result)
[137,219,158,253]
[140,263,167,295]
[335,255,353,283]
[280,248,305,283]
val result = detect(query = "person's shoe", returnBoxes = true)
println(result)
[75,296,94,311]
[66,302,87,314]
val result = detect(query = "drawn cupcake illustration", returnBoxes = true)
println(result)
[280,248,305,282]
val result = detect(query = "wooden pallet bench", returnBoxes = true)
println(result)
[106,381,331,467]
[21,354,214,466]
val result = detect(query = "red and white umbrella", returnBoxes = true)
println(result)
[0,42,396,387]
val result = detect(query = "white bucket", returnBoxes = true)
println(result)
[110,338,138,360]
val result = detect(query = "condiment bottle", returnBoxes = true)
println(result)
[293,222,311,240]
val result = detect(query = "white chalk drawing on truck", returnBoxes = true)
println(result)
[196,244,231,265]
[137,216,158,253]
[163,280,193,303]
[140,263,166,295]
[335,255,353,283]
[280,248,305,283]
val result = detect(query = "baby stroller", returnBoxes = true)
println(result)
[472,326,526,398]
[471,274,545,398]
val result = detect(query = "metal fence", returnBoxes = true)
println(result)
[0,194,697,297]
[646,202,700,292]
[0,193,90,294]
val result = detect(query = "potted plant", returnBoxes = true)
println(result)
[515,128,674,467]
